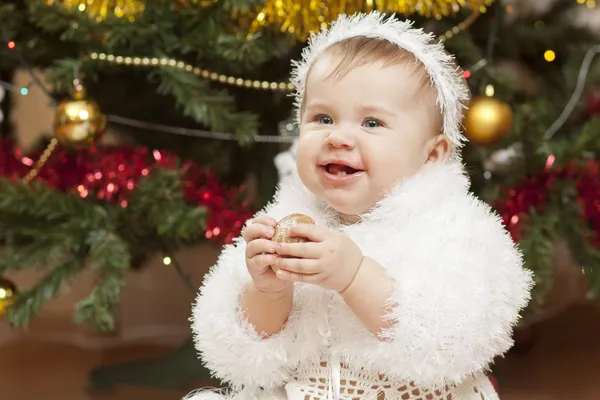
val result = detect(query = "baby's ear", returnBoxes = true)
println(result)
[425,134,451,165]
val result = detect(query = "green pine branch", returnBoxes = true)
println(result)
[123,168,207,242]
[86,229,130,272]
[75,272,125,331]
[153,67,259,143]
[0,3,23,44]
[44,58,89,92]
[548,117,600,163]
[552,179,600,298]
[0,167,214,331]
[517,208,558,311]
[5,256,85,328]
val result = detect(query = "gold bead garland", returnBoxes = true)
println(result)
[86,10,480,93]
[22,138,59,183]
[89,53,296,92]
[439,9,481,42]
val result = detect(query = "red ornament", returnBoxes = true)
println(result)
[0,138,254,244]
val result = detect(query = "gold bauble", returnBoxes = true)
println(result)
[0,277,17,317]
[463,96,513,146]
[270,213,315,272]
[54,83,107,148]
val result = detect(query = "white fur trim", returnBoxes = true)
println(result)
[290,11,470,159]
[190,239,297,390]
[336,162,533,387]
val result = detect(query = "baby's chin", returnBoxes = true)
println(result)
[321,197,374,221]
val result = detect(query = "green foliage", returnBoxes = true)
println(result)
[547,117,600,163]
[152,67,259,141]
[0,3,23,42]
[517,209,557,311]
[0,168,211,331]
[6,257,85,328]
[555,181,600,298]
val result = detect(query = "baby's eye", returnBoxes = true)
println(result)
[316,114,333,125]
[363,118,383,128]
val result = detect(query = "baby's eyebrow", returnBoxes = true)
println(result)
[359,104,396,118]
[304,100,333,112]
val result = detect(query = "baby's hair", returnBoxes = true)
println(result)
[325,36,432,92]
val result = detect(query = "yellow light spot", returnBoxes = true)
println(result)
[163,256,172,266]
[485,84,495,97]
[544,50,556,62]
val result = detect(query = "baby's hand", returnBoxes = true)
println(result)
[243,215,292,296]
[273,224,363,292]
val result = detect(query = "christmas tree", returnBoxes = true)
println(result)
[0,0,599,391]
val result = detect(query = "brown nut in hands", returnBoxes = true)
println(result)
[270,213,315,271]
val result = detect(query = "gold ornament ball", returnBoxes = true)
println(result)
[463,96,513,146]
[0,277,17,317]
[54,84,107,148]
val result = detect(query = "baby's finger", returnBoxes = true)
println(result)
[289,223,327,242]
[274,257,322,274]
[243,221,275,243]
[252,215,278,227]
[250,253,278,270]
[246,238,277,259]
[276,241,321,259]
[276,268,321,284]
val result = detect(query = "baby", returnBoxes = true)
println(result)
[187,12,532,400]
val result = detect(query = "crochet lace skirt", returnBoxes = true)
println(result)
[283,360,498,400]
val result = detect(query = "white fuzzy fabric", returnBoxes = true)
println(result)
[190,162,533,398]
[290,12,471,159]
[274,138,300,185]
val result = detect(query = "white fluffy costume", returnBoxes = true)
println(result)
[187,12,533,400]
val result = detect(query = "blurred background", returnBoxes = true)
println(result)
[0,0,599,399]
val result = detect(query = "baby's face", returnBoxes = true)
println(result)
[296,53,448,218]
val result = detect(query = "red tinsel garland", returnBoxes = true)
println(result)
[2,140,598,247]
[494,158,600,246]
[0,139,254,244]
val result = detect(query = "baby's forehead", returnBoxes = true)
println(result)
[306,53,435,101]
[308,39,431,87]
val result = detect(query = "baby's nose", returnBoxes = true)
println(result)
[326,129,355,149]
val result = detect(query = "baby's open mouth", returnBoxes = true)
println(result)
[324,163,362,176]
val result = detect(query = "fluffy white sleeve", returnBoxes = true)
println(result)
[361,197,533,388]
[191,236,318,390]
